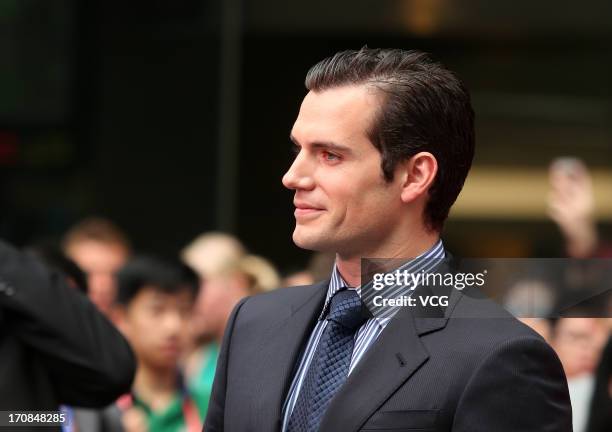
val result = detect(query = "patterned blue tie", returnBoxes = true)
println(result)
[287,289,367,432]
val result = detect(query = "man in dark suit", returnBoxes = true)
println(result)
[0,240,135,424]
[204,47,572,431]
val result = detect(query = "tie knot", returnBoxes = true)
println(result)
[327,289,367,330]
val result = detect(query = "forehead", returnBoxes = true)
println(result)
[291,85,382,144]
[68,240,127,270]
[129,285,194,307]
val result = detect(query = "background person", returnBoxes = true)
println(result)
[103,256,203,432]
[186,254,280,419]
[549,314,609,432]
[63,217,131,316]
[586,334,612,432]
[547,157,612,258]
[181,232,246,284]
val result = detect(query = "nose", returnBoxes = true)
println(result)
[162,309,183,336]
[282,150,315,191]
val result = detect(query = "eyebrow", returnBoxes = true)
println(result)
[289,134,353,155]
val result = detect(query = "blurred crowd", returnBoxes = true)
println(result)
[4,157,610,432]
[20,216,335,432]
[513,158,612,432]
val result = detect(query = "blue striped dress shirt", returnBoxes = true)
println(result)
[281,240,446,431]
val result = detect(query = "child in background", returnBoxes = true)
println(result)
[105,256,204,432]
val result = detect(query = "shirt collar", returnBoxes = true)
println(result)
[318,239,446,321]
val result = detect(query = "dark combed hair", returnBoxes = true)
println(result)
[305,47,475,232]
[116,255,199,306]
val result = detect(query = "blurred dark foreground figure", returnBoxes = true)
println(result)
[0,240,136,423]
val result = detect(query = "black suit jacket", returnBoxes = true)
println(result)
[0,241,135,416]
[205,277,572,431]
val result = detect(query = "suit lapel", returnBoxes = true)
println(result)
[317,302,431,432]
[255,260,462,431]
[318,267,459,432]
[254,281,328,431]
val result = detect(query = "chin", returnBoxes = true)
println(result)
[292,231,315,251]
[154,355,181,370]
[292,228,333,252]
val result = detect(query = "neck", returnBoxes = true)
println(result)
[133,363,178,411]
[336,226,440,287]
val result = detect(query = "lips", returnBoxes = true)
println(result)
[293,201,325,218]
[158,343,181,357]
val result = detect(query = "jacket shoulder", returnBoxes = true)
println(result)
[441,288,552,359]
[243,281,326,309]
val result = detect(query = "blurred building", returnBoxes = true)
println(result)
[0,0,611,267]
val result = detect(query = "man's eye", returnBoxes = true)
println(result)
[291,145,301,155]
[322,151,340,161]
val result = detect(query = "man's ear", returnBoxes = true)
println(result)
[399,152,438,204]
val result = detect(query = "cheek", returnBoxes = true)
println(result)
[320,178,354,219]
[198,287,217,310]
[179,318,193,342]
[195,292,209,315]
[124,319,155,351]
[316,161,397,224]
[200,289,230,322]
[203,290,224,314]
[344,181,399,222]
[134,319,158,343]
